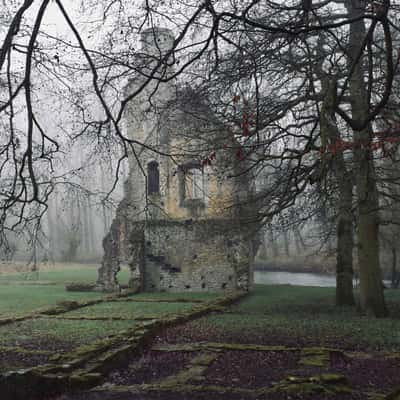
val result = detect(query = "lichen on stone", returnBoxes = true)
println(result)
[299,347,331,367]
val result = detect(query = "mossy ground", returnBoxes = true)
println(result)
[62,301,194,320]
[180,285,400,350]
[0,318,138,352]
[70,284,400,400]
[0,264,216,374]
[1,265,400,399]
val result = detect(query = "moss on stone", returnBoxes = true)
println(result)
[299,347,331,367]
[0,345,53,356]
[51,315,136,321]
[0,289,247,399]
[68,372,103,388]
[88,375,353,399]
[113,297,206,303]
[65,283,96,292]
[152,343,204,352]
[272,374,351,395]
[386,387,400,400]
[383,352,400,360]
[92,383,257,396]
[152,342,297,353]
[364,392,387,400]
[160,352,218,386]
[208,342,296,352]
[0,314,36,327]
[344,351,373,359]
[189,352,218,367]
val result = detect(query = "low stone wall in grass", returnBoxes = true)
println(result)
[0,290,247,400]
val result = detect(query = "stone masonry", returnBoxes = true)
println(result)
[96,27,259,293]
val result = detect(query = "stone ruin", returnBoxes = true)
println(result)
[96,27,259,293]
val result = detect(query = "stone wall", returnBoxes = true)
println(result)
[142,220,254,292]
[96,27,259,293]
[97,217,255,293]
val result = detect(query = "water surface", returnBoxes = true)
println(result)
[254,270,336,287]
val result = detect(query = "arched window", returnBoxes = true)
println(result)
[189,168,203,199]
[178,162,208,206]
[147,161,160,195]
[184,167,205,200]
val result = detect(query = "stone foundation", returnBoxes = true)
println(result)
[97,217,255,293]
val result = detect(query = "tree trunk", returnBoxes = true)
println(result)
[391,247,398,288]
[294,228,302,254]
[357,195,386,315]
[46,196,55,263]
[345,0,387,317]
[82,195,90,253]
[319,76,355,306]
[283,229,290,257]
[87,196,96,254]
[268,224,279,258]
[257,228,268,260]
[336,172,355,306]
[100,163,110,235]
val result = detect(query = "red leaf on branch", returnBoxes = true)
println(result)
[236,148,246,161]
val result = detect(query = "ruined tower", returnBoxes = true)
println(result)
[96,28,258,293]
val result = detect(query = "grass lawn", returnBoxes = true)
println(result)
[0,263,219,359]
[0,284,103,318]
[185,284,400,351]
[64,300,195,319]
[0,317,136,350]
[56,285,400,400]
[2,263,400,388]
[0,264,131,318]
[132,291,220,301]
[0,263,131,285]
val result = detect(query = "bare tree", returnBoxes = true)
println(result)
[1,0,399,316]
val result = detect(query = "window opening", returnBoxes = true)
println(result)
[147,161,160,195]
[185,167,204,200]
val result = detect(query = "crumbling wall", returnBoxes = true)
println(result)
[96,27,259,293]
[142,219,254,292]
[96,215,255,293]
[96,206,125,292]
[96,200,145,292]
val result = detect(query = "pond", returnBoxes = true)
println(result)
[254,270,337,287]
[254,270,391,288]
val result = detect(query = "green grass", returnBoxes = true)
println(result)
[0,284,103,318]
[4,263,399,355]
[64,300,194,319]
[0,317,135,349]
[0,264,218,319]
[188,285,400,351]
[0,264,219,355]
[132,291,220,301]
[0,264,133,318]
[0,265,130,285]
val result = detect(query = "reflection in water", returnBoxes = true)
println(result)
[254,271,336,287]
[254,271,391,288]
